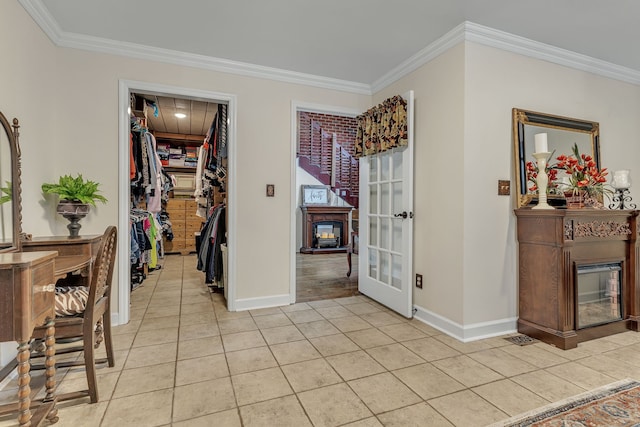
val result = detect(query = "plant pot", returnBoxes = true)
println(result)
[564,190,585,209]
[57,201,90,237]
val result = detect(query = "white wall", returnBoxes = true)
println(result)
[0,0,60,365]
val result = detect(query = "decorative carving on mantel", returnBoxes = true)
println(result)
[564,220,574,240]
[573,220,632,238]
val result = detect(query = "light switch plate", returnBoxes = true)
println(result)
[498,180,510,196]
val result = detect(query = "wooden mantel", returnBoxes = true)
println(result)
[300,205,352,254]
[514,208,640,349]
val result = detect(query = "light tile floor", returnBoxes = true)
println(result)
[2,254,640,426]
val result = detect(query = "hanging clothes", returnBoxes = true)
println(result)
[145,132,163,213]
[197,204,226,285]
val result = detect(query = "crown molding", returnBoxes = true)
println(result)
[373,21,640,91]
[18,0,371,95]
[18,0,62,44]
[463,22,640,86]
[19,0,640,95]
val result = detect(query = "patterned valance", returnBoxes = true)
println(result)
[354,95,408,158]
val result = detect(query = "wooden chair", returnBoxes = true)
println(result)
[346,231,359,277]
[31,225,117,403]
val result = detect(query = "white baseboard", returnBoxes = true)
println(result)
[234,294,291,312]
[413,304,517,342]
[111,312,124,327]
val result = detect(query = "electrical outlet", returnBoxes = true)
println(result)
[415,274,423,288]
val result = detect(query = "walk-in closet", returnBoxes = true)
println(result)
[128,92,229,296]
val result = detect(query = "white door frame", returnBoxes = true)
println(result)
[289,101,360,303]
[117,80,238,324]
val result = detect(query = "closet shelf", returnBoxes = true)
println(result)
[154,131,203,146]
[164,166,197,172]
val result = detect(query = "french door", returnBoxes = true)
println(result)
[358,91,414,317]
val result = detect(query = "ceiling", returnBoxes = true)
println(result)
[23,0,640,87]
[132,93,217,135]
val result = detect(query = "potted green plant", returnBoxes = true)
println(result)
[41,174,107,237]
[0,181,11,205]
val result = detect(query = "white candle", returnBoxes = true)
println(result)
[534,133,548,153]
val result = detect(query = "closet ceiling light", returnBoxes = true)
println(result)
[174,113,186,119]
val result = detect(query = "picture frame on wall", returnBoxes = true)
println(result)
[302,185,330,205]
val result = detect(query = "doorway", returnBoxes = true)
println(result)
[290,102,361,303]
[117,80,237,325]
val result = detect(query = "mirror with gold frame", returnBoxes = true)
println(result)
[0,111,22,253]
[512,108,600,208]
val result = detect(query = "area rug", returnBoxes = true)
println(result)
[488,379,640,426]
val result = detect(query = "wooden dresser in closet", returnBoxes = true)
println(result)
[164,198,202,255]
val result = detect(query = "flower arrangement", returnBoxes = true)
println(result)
[525,143,612,208]
[555,143,611,198]
[525,152,560,194]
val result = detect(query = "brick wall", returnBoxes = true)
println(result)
[297,112,357,156]
[297,111,359,207]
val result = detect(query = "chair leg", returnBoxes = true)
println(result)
[103,314,115,368]
[84,337,99,403]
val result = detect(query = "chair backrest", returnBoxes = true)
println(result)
[85,226,117,322]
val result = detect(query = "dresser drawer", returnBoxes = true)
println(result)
[172,221,186,231]
[0,252,57,342]
[167,210,186,220]
[31,259,56,328]
[186,220,203,233]
[167,199,187,210]
[165,238,187,250]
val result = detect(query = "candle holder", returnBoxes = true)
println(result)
[609,188,636,210]
[532,152,553,210]
[608,170,635,210]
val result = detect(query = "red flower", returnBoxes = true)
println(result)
[555,143,612,197]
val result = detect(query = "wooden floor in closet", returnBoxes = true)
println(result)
[296,252,359,303]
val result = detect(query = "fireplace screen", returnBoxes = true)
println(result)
[576,263,622,329]
[313,221,342,248]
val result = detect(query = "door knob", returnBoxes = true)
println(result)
[394,211,408,219]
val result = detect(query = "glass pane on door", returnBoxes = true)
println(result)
[380,251,390,285]
[392,150,403,179]
[391,254,402,289]
[380,218,390,250]
[380,183,390,215]
[369,249,378,279]
[369,217,378,247]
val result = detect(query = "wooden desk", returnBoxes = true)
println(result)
[23,234,102,285]
[0,251,59,426]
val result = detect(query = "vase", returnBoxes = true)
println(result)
[564,190,585,209]
[57,201,90,237]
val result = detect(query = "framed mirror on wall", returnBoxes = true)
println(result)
[512,108,600,208]
[0,111,21,252]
